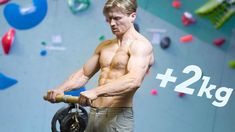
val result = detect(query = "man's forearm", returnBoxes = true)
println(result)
[92,74,142,96]
[58,69,89,92]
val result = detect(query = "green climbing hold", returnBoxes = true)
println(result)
[195,0,235,29]
[228,60,235,69]
[99,35,105,41]
[195,0,222,15]
[67,0,90,14]
[41,41,46,46]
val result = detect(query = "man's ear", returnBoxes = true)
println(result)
[130,12,136,23]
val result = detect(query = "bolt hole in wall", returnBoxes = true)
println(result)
[0,0,235,132]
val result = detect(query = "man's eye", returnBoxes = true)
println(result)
[105,19,110,22]
[114,17,121,20]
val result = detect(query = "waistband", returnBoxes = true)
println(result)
[90,107,133,113]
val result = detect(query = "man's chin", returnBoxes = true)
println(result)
[112,31,122,36]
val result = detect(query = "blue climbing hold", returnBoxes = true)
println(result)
[40,50,47,56]
[64,86,86,96]
[4,0,48,30]
[0,73,18,90]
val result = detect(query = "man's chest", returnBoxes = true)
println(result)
[99,46,130,69]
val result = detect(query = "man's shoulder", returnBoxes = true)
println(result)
[95,39,114,53]
[130,36,152,52]
[99,39,115,47]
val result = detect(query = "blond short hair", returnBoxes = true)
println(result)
[103,0,137,16]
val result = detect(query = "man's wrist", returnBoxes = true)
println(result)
[57,87,66,92]
[91,88,101,97]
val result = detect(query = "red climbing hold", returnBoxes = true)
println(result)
[213,38,225,46]
[0,0,9,5]
[1,28,15,55]
[172,0,181,9]
[178,92,185,97]
[181,12,196,26]
[151,89,158,95]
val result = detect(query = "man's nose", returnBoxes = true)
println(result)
[110,19,116,26]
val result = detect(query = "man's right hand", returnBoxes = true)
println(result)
[46,89,64,103]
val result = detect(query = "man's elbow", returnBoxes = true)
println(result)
[130,77,142,89]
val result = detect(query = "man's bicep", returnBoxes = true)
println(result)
[127,43,152,77]
[82,41,108,78]
[83,53,100,78]
[127,55,149,76]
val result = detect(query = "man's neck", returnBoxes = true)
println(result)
[116,25,137,46]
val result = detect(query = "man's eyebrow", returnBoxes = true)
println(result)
[111,15,123,18]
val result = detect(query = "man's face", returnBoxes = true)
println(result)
[105,8,135,36]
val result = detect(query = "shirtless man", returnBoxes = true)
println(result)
[46,0,154,131]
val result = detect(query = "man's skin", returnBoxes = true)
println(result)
[47,7,154,107]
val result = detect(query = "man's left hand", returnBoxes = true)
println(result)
[78,90,97,106]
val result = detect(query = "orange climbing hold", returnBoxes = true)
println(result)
[180,34,193,43]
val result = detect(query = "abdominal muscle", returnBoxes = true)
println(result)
[91,68,135,108]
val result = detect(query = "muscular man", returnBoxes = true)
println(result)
[47,0,154,131]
